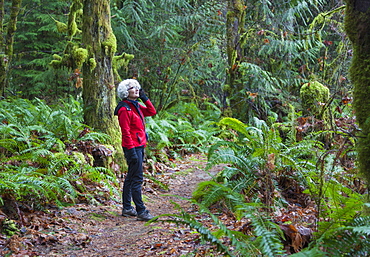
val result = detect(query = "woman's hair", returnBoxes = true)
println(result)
[117,79,141,99]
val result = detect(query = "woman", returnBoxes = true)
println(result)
[114,79,156,221]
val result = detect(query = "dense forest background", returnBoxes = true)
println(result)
[1,0,370,256]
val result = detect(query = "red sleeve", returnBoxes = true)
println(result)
[117,107,135,149]
[140,99,157,117]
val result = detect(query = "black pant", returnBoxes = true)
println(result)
[122,146,146,215]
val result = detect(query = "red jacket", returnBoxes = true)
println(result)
[116,99,156,149]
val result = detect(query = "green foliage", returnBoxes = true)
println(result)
[0,165,77,207]
[2,219,19,236]
[0,97,119,208]
[0,97,87,142]
[192,115,366,256]
[202,117,320,208]
[145,101,221,160]
[304,152,365,238]
[112,0,226,110]
[152,197,284,257]
[0,2,362,255]
[293,213,370,256]
[228,0,351,123]
[10,0,73,100]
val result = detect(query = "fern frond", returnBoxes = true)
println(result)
[312,214,370,256]
[197,203,258,256]
[193,180,229,207]
[250,214,285,257]
[289,248,328,257]
[79,132,110,144]
[0,138,19,153]
[151,201,235,256]
[217,117,248,136]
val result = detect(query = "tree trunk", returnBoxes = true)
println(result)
[81,0,124,166]
[0,0,22,97]
[344,0,370,183]
[225,0,245,117]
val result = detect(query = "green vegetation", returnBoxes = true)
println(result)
[152,111,367,256]
[0,97,119,208]
[0,0,368,256]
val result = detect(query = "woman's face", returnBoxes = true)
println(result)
[127,85,140,100]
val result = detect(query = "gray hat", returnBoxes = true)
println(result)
[117,79,141,99]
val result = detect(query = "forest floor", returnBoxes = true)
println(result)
[1,154,228,257]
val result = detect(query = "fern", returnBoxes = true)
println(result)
[0,97,120,208]
[0,166,77,206]
[197,203,258,256]
[295,215,370,256]
[193,179,285,256]
[145,105,220,159]
[151,200,235,256]
[247,213,285,257]
[193,181,239,208]
[154,192,284,256]
[79,132,110,144]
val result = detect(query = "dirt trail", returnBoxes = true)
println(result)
[36,154,222,257]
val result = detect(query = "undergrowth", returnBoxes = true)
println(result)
[0,97,119,212]
[1,96,369,256]
[153,114,369,256]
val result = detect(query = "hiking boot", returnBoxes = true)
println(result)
[122,208,137,217]
[137,210,155,221]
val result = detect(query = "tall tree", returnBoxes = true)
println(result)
[344,0,370,184]
[0,0,22,97]
[80,0,124,163]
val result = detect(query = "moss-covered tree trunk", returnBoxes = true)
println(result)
[344,0,370,184]
[0,0,22,97]
[225,0,245,117]
[81,0,124,166]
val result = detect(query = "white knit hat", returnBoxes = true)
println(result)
[117,79,141,99]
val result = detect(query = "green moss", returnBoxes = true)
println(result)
[300,81,330,118]
[350,57,370,126]
[72,151,87,164]
[68,13,78,37]
[102,33,117,54]
[71,1,83,12]
[113,52,134,69]
[49,53,64,68]
[53,54,63,61]
[345,2,370,182]
[55,20,68,33]
[89,58,97,71]
[67,2,83,38]
[72,47,88,68]
[49,59,62,69]
[112,52,134,79]
[50,42,89,69]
